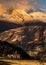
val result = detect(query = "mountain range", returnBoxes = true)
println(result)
[0,8,46,60]
[0,9,46,24]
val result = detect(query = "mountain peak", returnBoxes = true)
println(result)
[0,8,46,24]
[29,12,46,23]
[12,9,27,15]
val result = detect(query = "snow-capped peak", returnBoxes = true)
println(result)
[29,12,46,23]
[0,9,46,24]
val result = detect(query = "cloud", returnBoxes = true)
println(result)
[39,8,46,12]
[0,4,7,14]
[0,0,39,12]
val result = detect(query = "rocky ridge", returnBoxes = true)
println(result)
[0,25,46,60]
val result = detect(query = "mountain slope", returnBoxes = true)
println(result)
[0,9,46,60]
[30,12,46,22]
[0,9,46,24]
[0,26,46,44]
[0,9,31,24]
[0,26,46,60]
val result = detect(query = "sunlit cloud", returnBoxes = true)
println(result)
[0,0,39,12]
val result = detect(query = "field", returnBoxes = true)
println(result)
[0,57,46,65]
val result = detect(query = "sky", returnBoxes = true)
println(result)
[0,0,46,12]
[38,0,46,9]
[39,0,46,6]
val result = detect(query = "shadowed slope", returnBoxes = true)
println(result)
[0,20,22,33]
[0,20,46,33]
[0,25,46,61]
[0,41,33,60]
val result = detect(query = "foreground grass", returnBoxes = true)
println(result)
[0,57,46,65]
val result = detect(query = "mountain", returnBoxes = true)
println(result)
[0,26,46,44]
[0,9,46,24]
[0,9,46,33]
[11,9,31,23]
[0,8,46,60]
[0,9,31,24]
[0,25,46,60]
[29,12,46,23]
